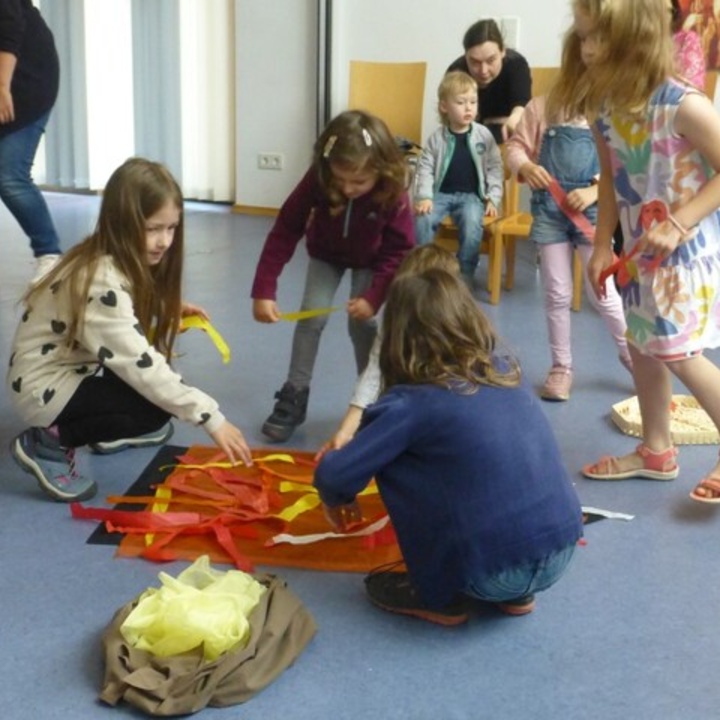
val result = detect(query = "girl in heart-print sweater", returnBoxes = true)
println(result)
[6,158,252,502]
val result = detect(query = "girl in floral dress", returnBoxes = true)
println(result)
[573,0,720,503]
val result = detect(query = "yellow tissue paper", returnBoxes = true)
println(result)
[119,555,266,661]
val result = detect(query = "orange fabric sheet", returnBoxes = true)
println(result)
[106,446,401,573]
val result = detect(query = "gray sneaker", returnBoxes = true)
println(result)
[89,422,174,454]
[11,428,97,502]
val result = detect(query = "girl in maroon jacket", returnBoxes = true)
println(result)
[251,110,415,442]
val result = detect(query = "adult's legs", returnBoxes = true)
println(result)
[0,111,61,257]
[53,369,171,447]
[286,257,344,389]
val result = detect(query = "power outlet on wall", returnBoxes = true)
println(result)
[257,152,284,170]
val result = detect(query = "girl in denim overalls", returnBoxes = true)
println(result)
[505,39,630,401]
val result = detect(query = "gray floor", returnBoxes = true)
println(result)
[1,193,719,720]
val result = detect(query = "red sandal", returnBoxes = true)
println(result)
[582,443,679,481]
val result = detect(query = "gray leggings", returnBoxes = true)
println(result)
[287,257,378,389]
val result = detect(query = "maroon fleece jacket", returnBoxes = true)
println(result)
[250,169,416,313]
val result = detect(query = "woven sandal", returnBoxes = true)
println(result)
[689,476,720,504]
[582,443,679,481]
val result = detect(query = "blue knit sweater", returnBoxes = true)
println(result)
[314,382,583,608]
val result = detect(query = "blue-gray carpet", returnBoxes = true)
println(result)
[1,193,718,720]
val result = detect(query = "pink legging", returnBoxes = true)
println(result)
[538,242,628,368]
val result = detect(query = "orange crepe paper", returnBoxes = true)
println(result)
[79,446,400,573]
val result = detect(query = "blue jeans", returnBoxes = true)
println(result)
[415,192,484,277]
[0,111,61,257]
[287,257,377,389]
[464,543,576,602]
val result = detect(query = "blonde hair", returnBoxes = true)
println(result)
[26,158,184,360]
[313,110,407,209]
[437,71,478,125]
[379,269,520,392]
[576,0,674,119]
[545,21,591,124]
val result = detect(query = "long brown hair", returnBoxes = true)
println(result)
[26,157,184,360]
[313,110,407,209]
[379,269,520,392]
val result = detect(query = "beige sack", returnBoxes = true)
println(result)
[99,574,317,716]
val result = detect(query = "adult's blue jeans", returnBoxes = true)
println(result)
[0,111,61,257]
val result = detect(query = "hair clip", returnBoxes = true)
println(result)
[323,135,337,158]
[362,128,373,147]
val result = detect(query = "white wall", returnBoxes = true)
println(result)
[235,0,574,209]
[234,0,318,209]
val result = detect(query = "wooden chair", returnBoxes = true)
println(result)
[495,66,584,312]
[348,61,427,146]
[434,185,507,305]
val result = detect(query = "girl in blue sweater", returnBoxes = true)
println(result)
[314,269,583,625]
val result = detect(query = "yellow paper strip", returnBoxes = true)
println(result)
[180,315,231,364]
[279,306,340,322]
[274,493,322,522]
[159,453,296,472]
[146,486,173,546]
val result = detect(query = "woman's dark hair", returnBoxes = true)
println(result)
[463,18,505,51]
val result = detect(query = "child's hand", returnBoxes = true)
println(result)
[315,429,354,462]
[322,500,362,532]
[253,298,281,323]
[315,406,363,462]
[181,301,210,320]
[347,297,373,320]
[208,419,253,467]
[587,244,614,299]
[519,162,552,190]
[414,199,433,215]
[565,186,597,212]
[485,201,498,218]
[639,219,686,259]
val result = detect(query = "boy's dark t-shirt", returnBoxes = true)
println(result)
[439,130,478,195]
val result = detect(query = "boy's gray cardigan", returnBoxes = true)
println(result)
[414,122,504,209]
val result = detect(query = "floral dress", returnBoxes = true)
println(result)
[596,79,720,358]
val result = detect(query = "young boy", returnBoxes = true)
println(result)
[413,71,504,284]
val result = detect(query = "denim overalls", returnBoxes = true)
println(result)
[529,125,599,246]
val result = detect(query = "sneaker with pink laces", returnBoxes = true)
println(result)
[540,366,573,401]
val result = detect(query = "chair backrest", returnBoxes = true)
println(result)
[530,67,560,99]
[348,61,427,146]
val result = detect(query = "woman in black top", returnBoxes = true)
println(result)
[0,0,62,279]
[447,19,532,144]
